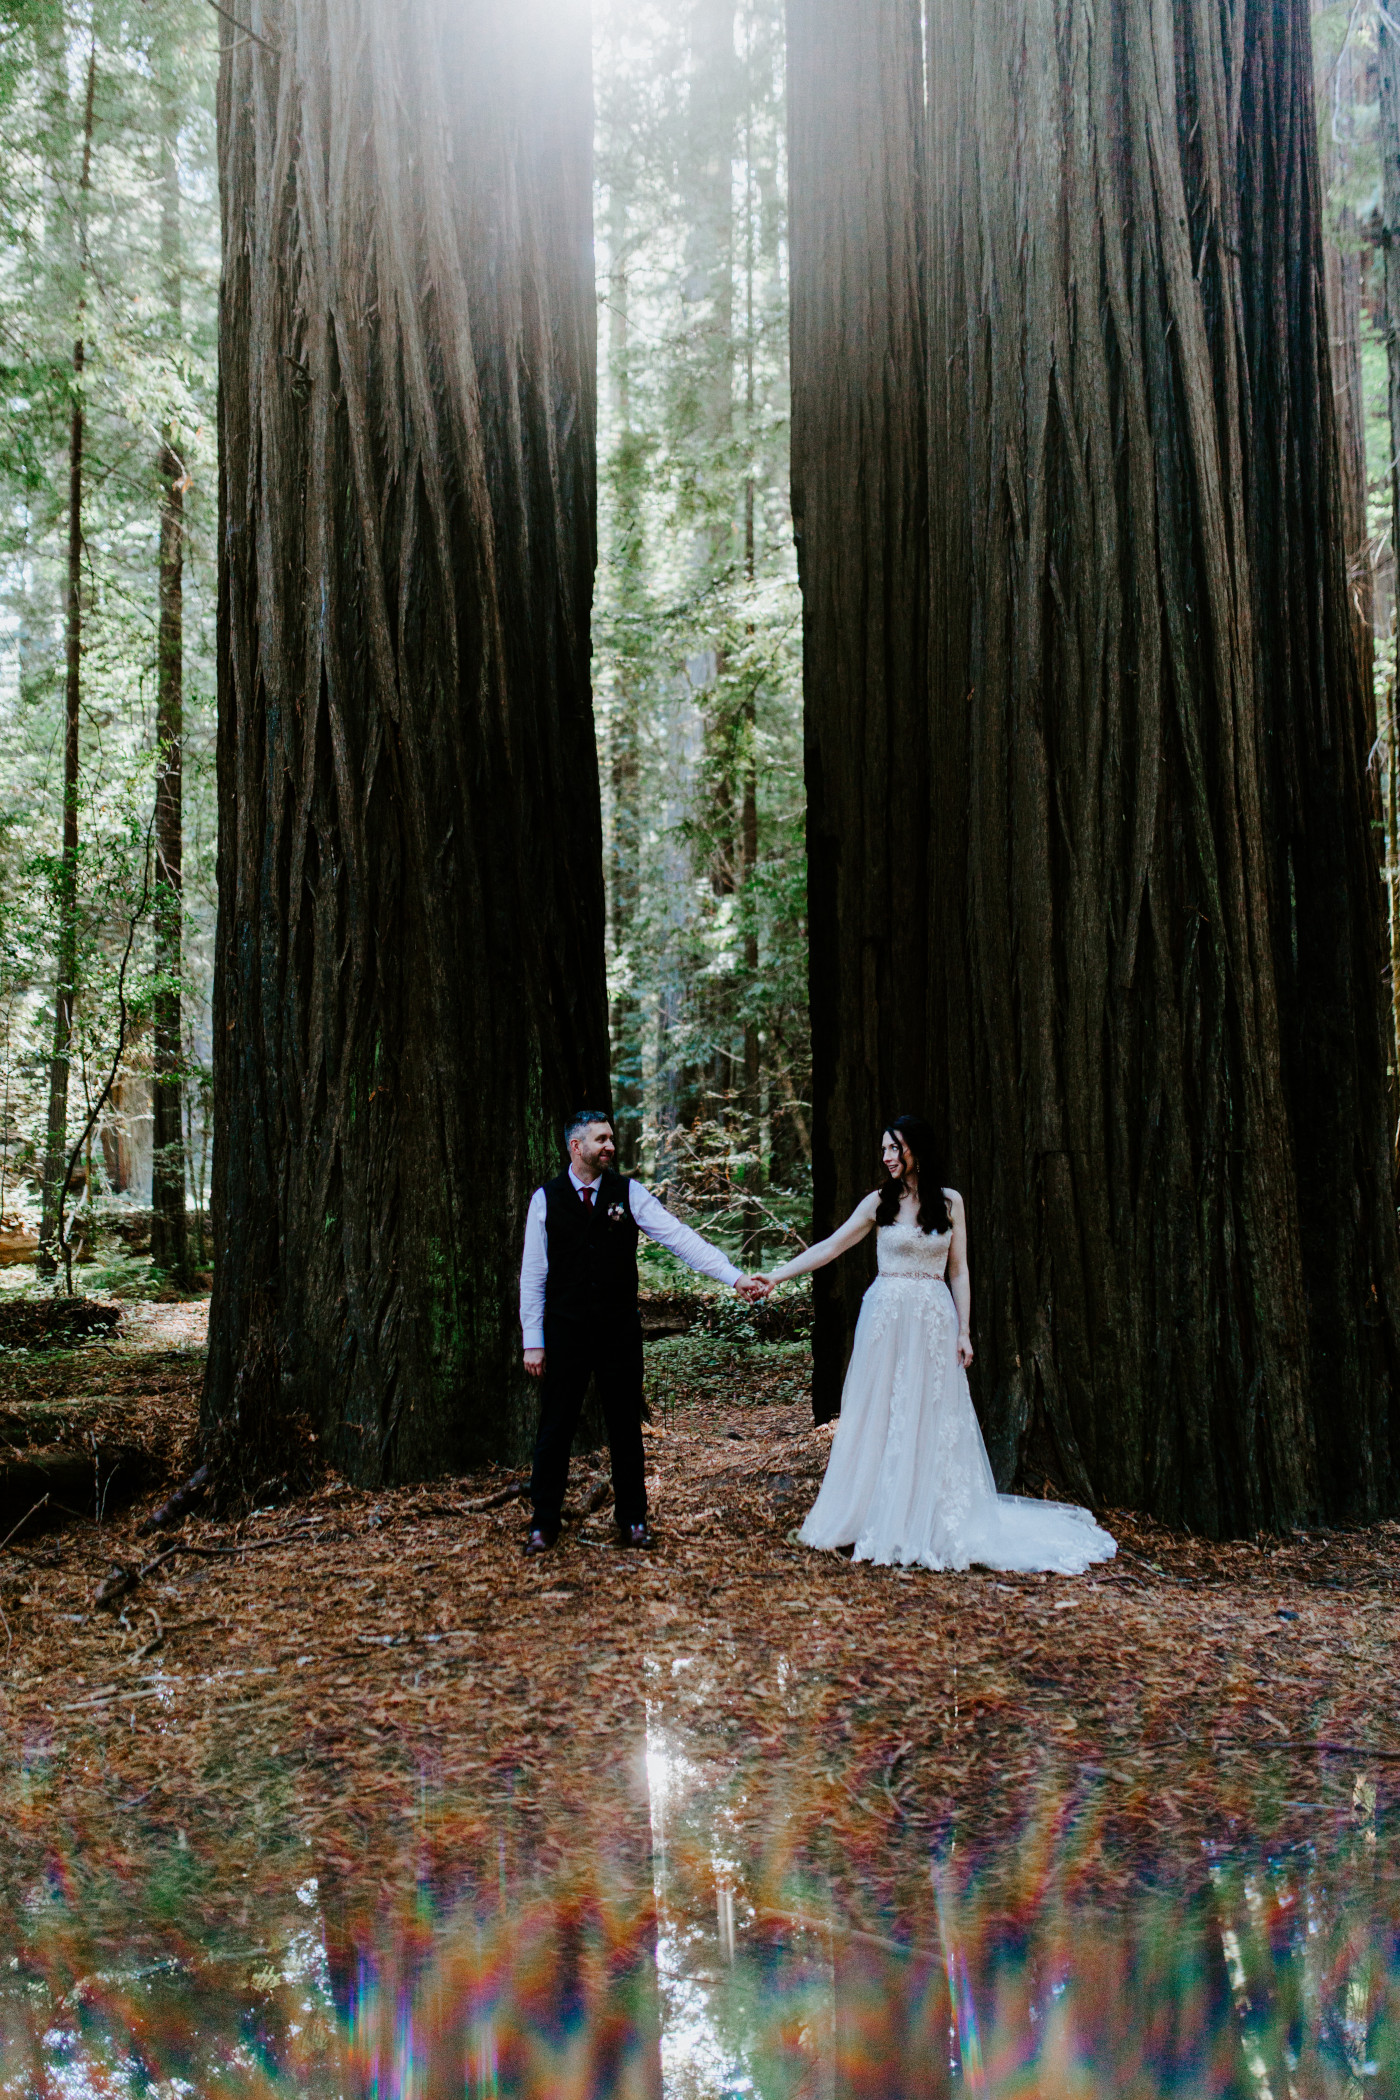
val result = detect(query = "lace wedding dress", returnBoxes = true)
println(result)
[799,1221,1117,1573]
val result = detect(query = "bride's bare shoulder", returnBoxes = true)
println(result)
[942,1186,965,1216]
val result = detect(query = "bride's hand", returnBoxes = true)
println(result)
[956,1332,974,1369]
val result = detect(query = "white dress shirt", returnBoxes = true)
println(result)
[519,1165,743,1347]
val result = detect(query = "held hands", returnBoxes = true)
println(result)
[734,1274,774,1304]
[956,1331,974,1369]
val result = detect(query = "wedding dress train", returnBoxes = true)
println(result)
[799,1220,1117,1574]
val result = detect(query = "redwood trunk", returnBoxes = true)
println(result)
[151,75,188,1282]
[207,0,608,1487]
[1380,0,1400,1093]
[786,0,928,1418]
[919,0,1400,1526]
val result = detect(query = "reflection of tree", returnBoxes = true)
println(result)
[833,1929,950,2100]
[317,1854,665,2098]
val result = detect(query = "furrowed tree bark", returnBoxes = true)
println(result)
[922,0,1400,1527]
[207,0,608,1489]
[1312,0,1373,723]
[151,65,189,1284]
[1379,1,1400,1096]
[786,0,927,1418]
[38,37,96,1278]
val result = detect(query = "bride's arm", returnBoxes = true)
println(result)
[765,1192,880,1283]
[945,1189,973,1367]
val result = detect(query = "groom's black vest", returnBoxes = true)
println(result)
[542,1169,640,1325]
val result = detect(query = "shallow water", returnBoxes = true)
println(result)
[2,1691,1396,2098]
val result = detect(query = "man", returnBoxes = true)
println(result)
[519,1109,769,1554]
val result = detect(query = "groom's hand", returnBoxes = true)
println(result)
[734,1275,772,1303]
[523,1347,545,1378]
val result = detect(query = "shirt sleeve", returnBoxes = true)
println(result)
[519,1187,549,1348]
[628,1181,743,1287]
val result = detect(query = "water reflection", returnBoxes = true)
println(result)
[1,1705,1396,2095]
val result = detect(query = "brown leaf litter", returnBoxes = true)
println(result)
[0,1301,1395,1923]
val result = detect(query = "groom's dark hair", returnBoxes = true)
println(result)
[565,1108,615,1145]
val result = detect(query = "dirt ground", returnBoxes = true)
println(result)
[0,1299,1396,1928]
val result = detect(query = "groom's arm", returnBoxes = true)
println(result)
[628,1182,746,1288]
[519,1188,548,1375]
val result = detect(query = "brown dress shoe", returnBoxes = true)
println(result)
[523,1527,556,1557]
[620,1521,654,1549]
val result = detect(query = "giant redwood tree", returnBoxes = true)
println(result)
[791,0,1400,1529]
[786,0,928,1417]
[207,0,609,1487]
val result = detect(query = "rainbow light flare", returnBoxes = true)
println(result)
[0,1725,1395,2095]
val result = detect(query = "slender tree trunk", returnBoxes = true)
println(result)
[207,0,608,1491]
[689,0,737,547]
[786,0,927,1419]
[606,183,645,1171]
[151,69,189,1283]
[690,0,739,1125]
[741,55,760,1140]
[38,38,96,1277]
[920,0,1400,1528]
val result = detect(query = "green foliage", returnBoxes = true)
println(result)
[594,0,810,1198]
[0,0,218,1229]
[0,1,812,1256]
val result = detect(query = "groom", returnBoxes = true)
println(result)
[519,1109,769,1555]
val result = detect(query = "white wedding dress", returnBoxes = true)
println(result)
[799,1220,1117,1573]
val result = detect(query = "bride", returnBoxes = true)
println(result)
[762,1116,1116,1574]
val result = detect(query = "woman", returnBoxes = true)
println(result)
[763,1116,1116,1573]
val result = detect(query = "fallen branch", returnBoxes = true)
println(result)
[882,1738,913,1806]
[459,1479,530,1514]
[60,1683,172,1713]
[0,1495,49,1556]
[93,1521,321,1609]
[94,1562,136,1610]
[1117,1550,1201,1587]
[142,1522,318,1571]
[1221,1737,1400,1763]
[131,1606,164,1662]
[137,1464,210,1535]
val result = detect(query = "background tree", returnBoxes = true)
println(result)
[37,27,95,1273]
[918,0,1400,1528]
[785,0,927,1417]
[206,0,609,1488]
[593,0,809,1235]
[1,1,217,1276]
[150,37,189,1283]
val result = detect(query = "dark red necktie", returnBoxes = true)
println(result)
[580,1186,595,1208]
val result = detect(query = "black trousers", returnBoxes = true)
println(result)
[529,1313,647,1535]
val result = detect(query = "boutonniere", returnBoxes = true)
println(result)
[607,1202,626,1224]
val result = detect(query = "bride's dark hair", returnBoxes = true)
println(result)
[875,1114,952,1235]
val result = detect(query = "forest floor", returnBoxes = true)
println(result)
[0,1293,1395,1946]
